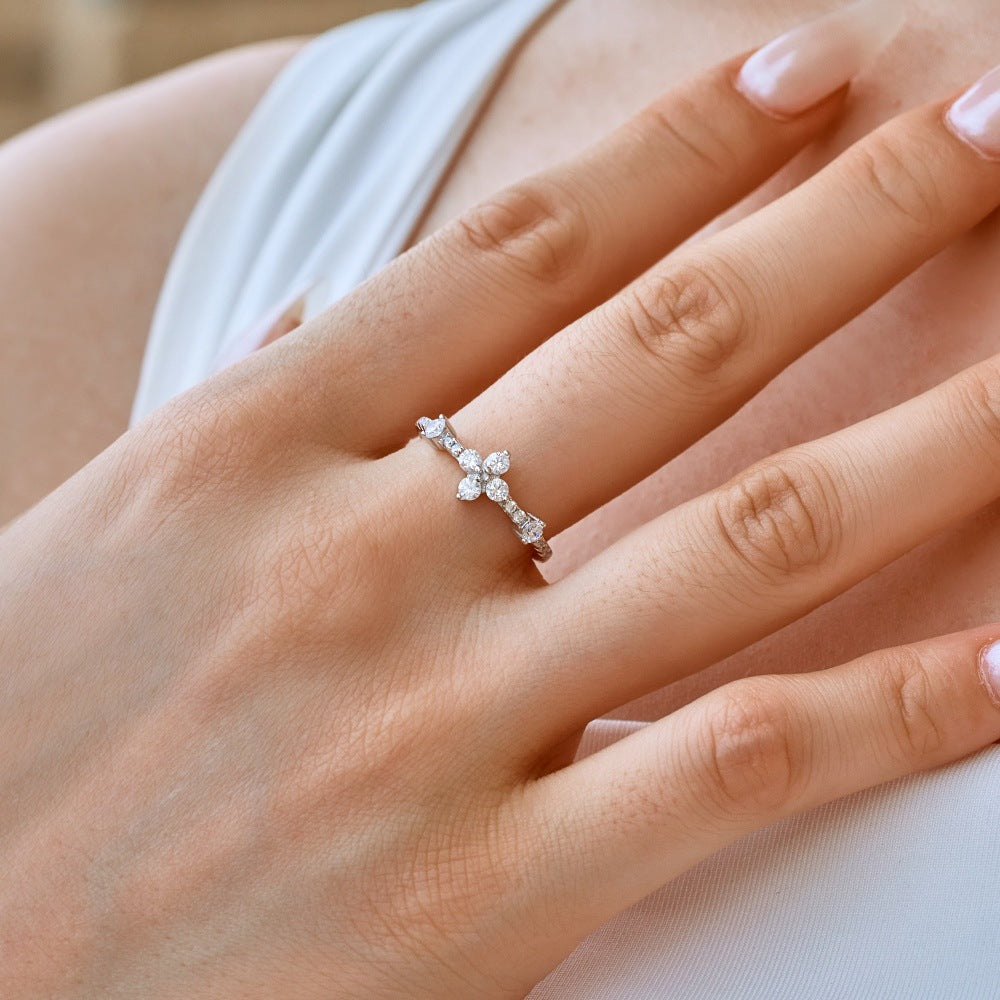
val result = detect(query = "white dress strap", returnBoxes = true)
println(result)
[130,0,558,424]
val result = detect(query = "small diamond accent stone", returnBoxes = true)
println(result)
[420,416,446,439]
[441,433,457,451]
[448,441,463,457]
[458,449,483,473]
[457,476,482,501]
[510,508,527,526]
[485,477,509,502]
[520,517,544,543]
[484,450,511,476]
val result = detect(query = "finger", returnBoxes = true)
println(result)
[509,625,1000,960]
[455,87,1000,541]
[530,349,1000,732]
[285,50,848,449]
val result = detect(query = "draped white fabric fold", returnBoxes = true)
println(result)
[131,0,557,422]
[131,0,1000,994]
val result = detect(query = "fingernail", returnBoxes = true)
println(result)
[946,65,1000,161]
[736,0,905,119]
[977,639,1000,707]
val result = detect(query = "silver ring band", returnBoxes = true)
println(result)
[416,415,552,562]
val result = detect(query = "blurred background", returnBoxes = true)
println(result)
[0,0,411,141]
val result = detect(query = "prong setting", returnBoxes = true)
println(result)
[416,415,552,561]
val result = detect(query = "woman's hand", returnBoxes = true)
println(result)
[4,43,1000,999]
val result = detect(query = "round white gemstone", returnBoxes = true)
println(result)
[484,450,511,476]
[520,517,544,543]
[510,508,527,526]
[458,449,483,473]
[485,478,509,502]
[457,476,482,501]
[421,416,446,439]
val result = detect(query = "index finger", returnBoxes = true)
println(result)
[287,23,869,448]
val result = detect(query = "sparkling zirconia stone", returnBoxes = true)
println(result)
[448,441,463,457]
[458,449,483,473]
[484,450,511,476]
[457,476,482,501]
[520,517,544,543]
[440,433,457,451]
[485,477,509,503]
[420,416,446,439]
[510,508,527,526]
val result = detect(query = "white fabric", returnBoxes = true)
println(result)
[132,0,1000,995]
[131,0,558,420]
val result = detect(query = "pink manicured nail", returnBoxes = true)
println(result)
[946,65,1000,161]
[736,0,904,118]
[979,640,1000,708]
[978,640,1000,707]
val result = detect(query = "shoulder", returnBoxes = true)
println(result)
[0,38,310,523]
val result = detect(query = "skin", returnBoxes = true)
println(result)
[2,1,1000,723]
[3,9,1000,995]
[0,38,306,524]
[407,0,1000,719]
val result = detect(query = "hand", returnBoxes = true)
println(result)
[4,49,1000,999]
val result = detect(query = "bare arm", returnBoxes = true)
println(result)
[0,38,305,524]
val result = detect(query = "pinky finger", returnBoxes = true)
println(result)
[513,625,1000,955]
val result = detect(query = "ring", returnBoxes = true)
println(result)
[416,415,553,562]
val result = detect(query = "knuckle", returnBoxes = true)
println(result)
[945,362,1000,467]
[852,130,946,233]
[630,88,735,175]
[272,518,357,613]
[616,258,750,384]
[451,179,591,289]
[254,484,390,627]
[712,454,844,583]
[141,394,253,505]
[693,679,808,816]
[880,645,949,764]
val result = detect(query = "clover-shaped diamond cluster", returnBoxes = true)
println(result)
[456,448,511,502]
[416,414,547,549]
